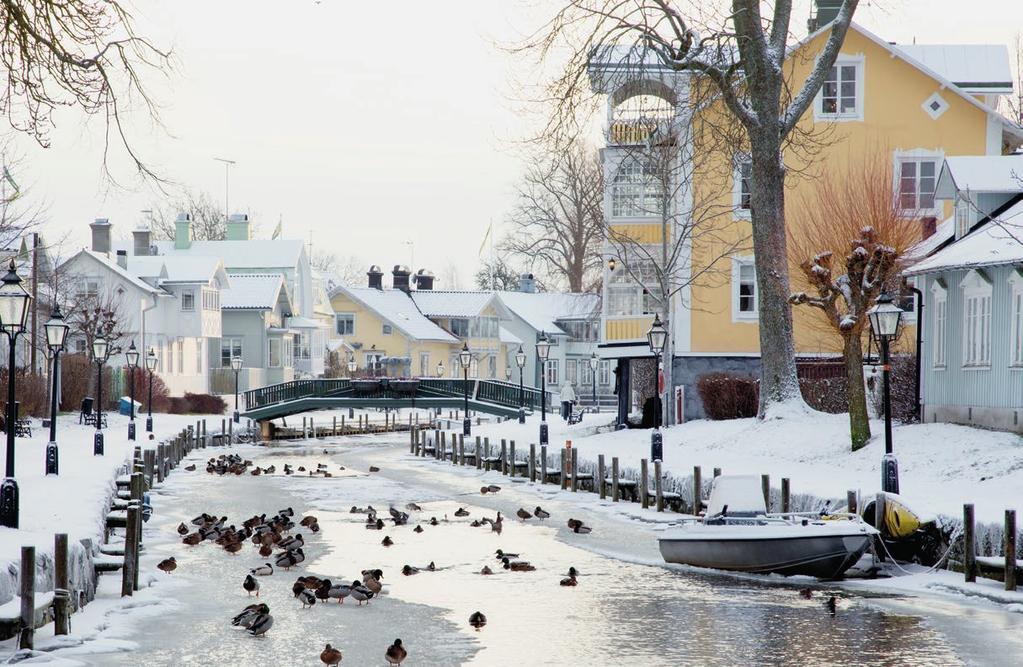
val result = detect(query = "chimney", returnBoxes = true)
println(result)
[116,249,128,269]
[133,225,152,256]
[90,218,111,254]
[518,273,536,293]
[226,213,251,241]
[367,265,384,290]
[921,216,937,240]
[807,0,843,32]
[174,212,192,250]
[392,265,411,293]
[414,268,435,290]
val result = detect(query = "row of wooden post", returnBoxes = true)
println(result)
[961,503,1017,591]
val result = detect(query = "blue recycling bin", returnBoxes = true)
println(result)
[119,396,141,416]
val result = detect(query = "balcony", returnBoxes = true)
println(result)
[606,118,675,146]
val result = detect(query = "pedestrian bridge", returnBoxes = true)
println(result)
[241,378,549,422]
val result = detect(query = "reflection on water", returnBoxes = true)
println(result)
[102,439,970,666]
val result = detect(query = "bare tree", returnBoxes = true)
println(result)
[1006,34,1023,125]
[519,0,860,417]
[0,0,171,182]
[789,155,918,450]
[474,253,537,291]
[0,143,47,250]
[60,284,130,395]
[149,190,228,241]
[439,261,463,290]
[504,143,604,291]
[311,251,366,288]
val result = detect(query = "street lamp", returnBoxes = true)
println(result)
[44,304,70,476]
[589,352,599,414]
[126,340,139,441]
[145,348,157,432]
[0,259,31,528]
[459,342,472,436]
[536,332,551,445]
[347,354,357,377]
[504,366,511,381]
[436,360,444,378]
[515,345,526,424]
[231,355,243,423]
[92,334,111,456]
[647,313,668,462]
[868,294,904,494]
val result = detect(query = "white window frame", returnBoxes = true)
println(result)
[921,92,949,120]
[598,360,610,386]
[221,337,242,368]
[894,149,942,216]
[814,54,865,122]
[731,256,758,322]
[268,338,282,368]
[196,338,204,374]
[180,289,195,312]
[955,191,972,239]
[335,313,355,336]
[565,359,577,386]
[961,270,992,369]
[177,338,184,374]
[283,336,294,368]
[419,352,430,376]
[1010,271,1023,368]
[546,359,559,385]
[732,155,752,218]
[610,158,663,219]
[167,338,175,375]
[930,281,947,370]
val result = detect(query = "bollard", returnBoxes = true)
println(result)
[144,449,155,488]
[541,446,548,484]
[229,419,234,444]
[611,457,620,502]
[122,502,139,597]
[221,418,227,444]
[781,478,790,514]
[847,490,857,515]
[1006,509,1017,592]
[501,441,508,476]
[458,439,465,466]
[131,472,144,591]
[640,459,649,509]
[598,455,606,499]
[54,533,69,635]
[156,445,165,483]
[410,426,417,454]
[529,444,536,482]
[509,442,516,477]
[570,448,578,492]
[655,460,664,512]
[761,474,771,511]
[964,503,976,583]
[19,546,35,649]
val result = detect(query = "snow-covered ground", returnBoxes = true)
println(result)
[472,410,1023,524]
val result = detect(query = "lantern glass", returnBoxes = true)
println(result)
[515,346,526,369]
[436,361,444,377]
[868,296,903,340]
[146,348,158,371]
[231,356,243,371]
[647,314,668,356]
[458,342,471,369]
[126,341,140,368]
[504,367,511,381]
[535,333,551,362]
[607,257,616,272]
[44,304,69,349]
[0,259,31,334]
[589,352,599,371]
[92,336,108,362]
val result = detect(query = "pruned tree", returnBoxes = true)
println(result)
[475,253,527,291]
[0,0,171,182]
[62,287,130,395]
[149,190,227,241]
[518,0,861,417]
[789,156,918,450]
[504,143,604,292]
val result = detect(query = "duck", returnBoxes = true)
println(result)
[362,568,384,582]
[534,506,550,520]
[573,524,592,535]
[566,518,582,530]
[429,517,439,526]
[223,542,243,555]
[259,543,273,558]
[487,485,501,493]
[799,588,813,599]
[382,535,394,547]
[566,566,579,578]
[182,532,202,546]
[454,507,469,517]
[320,643,343,666]
[480,486,490,495]
[251,563,273,577]
[275,548,304,570]
[826,596,837,615]
[279,534,304,550]
[470,520,482,528]
[366,519,385,530]
[426,561,436,572]
[250,468,262,476]
[369,466,380,472]
[491,517,503,536]
[560,574,578,587]
[231,603,268,627]
[184,464,196,471]
[516,508,532,522]
[293,580,306,598]
[468,611,487,631]
[480,566,493,575]
[502,557,535,572]
[300,515,318,527]
[279,507,295,517]
[248,610,273,637]
[243,574,260,596]
[495,549,520,560]
[362,574,383,595]
[314,579,332,602]
[413,525,424,534]
[405,502,422,512]
[385,639,407,666]
[308,521,321,533]
[350,582,374,605]
[402,565,419,576]
[176,522,189,535]
[298,589,317,608]
[328,581,352,604]
[157,557,177,573]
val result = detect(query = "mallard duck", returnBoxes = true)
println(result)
[382,535,394,547]
[402,565,419,576]
[468,611,487,631]
[533,506,550,520]
[251,563,273,577]
[366,519,385,530]
[495,549,520,560]
[275,548,302,570]
[429,517,439,526]
[184,464,196,471]
[516,508,531,522]
[182,532,201,546]
[487,485,501,493]
[480,486,490,495]
[248,610,273,637]
[413,525,424,534]
[502,557,535,572]
[176,522,189,535]
[250,468,262,476]
[231,603,268,627]
[480,565,493,575]
[362,568,384,581]
[328,581,352,604]
[298,589,317,608]
[567,518,582,530]
[362,574,382,595]
[259,543,273,558]
[491,517,503,535]
[426,561,436,571]
[385,638,407,665]
[320,643,343,666]
[279,534,304,550]
[157,557,177,573]
[309,521,321,533]
[350,582,374,605]
[573,524,592,534]
[454,507,469,517]
[369,466,380,472]
[560,574,577,587]
[826,596,837,615]
[470,519,481,527]
[405,502,422,512]
[224,542,243,555]
[300,515,318,527]
[292,580,306,597]
[243,574,260,596]
[566,566,579,578]
[279,507,295,517]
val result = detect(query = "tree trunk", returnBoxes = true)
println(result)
[844,332,871,451]
[749,139,805,417]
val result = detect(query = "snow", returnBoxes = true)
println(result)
[495,291,600,336]
[144,239,306,270]
[907,202,1023,275]
[410,290,498,318]
[219,274,283,310]
[937,155,1023,194]
[337,286,458,342]
[892,45,1014,93]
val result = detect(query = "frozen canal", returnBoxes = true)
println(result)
[85,432,1023,666]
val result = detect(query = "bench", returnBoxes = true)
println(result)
[604,478,639,502]
[14,419,31,437]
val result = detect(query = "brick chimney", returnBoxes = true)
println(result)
[921,216,937,240]
[392,265,411,293]
[367,265,384,290]
[90,218,111,254]
[414,268,435,290]
[518,273,537,293]
[133,224,152,256]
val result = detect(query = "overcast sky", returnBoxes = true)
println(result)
[11,0,1023,287]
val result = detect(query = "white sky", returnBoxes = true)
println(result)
[11,0,1023,287]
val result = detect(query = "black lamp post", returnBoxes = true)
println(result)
[45,304,70,476]
[515,345,526,424]
[145,348,157,432]
[536,332,551,445]
[647,313,668,462]
[868,294,904,494]
[0,259,32,528]
[125,340,139,441]
[459,342,472,436]
[231,355,242,423]
[92,334,110,456]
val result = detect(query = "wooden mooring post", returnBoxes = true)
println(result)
[500,440,508,476]
[611,457,620,502]
[131,472,143,591]
[529,444,536,482]
[781,477,790,513]
[54,533,69,636]
[964,503,976,583]
[1005,509,1017,592]
[570,447,578,492]
[509,442,516,477]
[654,460,664,512]
[475,436,482,470]
[761,474,771,511]
[560,449,568,490]
[19,546,34,649]
[598,455,606,499]
[541,446,548,484]
[122,500,139,597]
[640,459,649,509]
[693,466,702,514]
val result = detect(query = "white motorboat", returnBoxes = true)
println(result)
[658,475,877,579]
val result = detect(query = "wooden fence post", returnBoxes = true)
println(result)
[654,460,664,512]
[693,466,702,514]
[611,457,620,502]
[541,446,548,484]
[509,442,516,477]
[570,447,578,492]
[640,459,649,509]
[964,503,976,583]
[781,478,790,514]
[1005,509,1016,592]
[54,534,69,635]
[761,474,771,511]
[598,455,606,499]
[131,472,144,591]
[560,449,568,490]
[501,440,508,475]
[847,490,857,515]
[19,546,35,649]
[529,444,536,482]
[155,445,165,483]
[122,502,138,597]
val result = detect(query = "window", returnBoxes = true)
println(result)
[177,339,184,374]
[284,337,294,368]
[546,359,559,385]
[1011,273,1023,367]
[487,355,496,378]
[606,252,661,318]
[167,339,175,375]
[293,332,311,360]
[268,338,281,368]
[565,359,577,386]
[202,288,219,311]
[419,352,430,376]
[599,360,610,386]
[181,290,195,311]
[897,158,938,212]
[335,313,355,336]
[961,271,992,368]
[611,159,663,218]
[221,338,242,368]
[955,193,972,239]
[196,339,204,374]
[365,352,383,374]
[470,317,499,338]
[581,360,594,385]
[931,284,947,369]
[816,57,863,120]
[76,280,99,301]
[922,92,949,120]
[382,324,392,335]
[733,157,752,215]
[732,257,758,321]
[449,318,469,337]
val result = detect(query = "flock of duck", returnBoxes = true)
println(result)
[160,450,591,664]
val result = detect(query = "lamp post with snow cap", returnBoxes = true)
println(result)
[145,348,157,432]
[589,352,599,414]
[515,345,527,424]
[647,313,668,462]
[126,340,139,441]
[92,334,111,456]
[231,355,242,423]
[45,304,70,476]
[0,259,31,528]
[868,294,904,494]
[459,342,472,436]
[536,332,551,445]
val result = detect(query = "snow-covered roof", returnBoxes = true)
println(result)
[499,326,522,346]
[286,316,325,329]
[220,274,284,310]
[410,290,499,318]
[496,291,600,336]
[338,286,458,342]
[906,199,1023,275]
[144,239,306,270]
[936,156,1023,198]
[892,44,1013,94]
[70,250,164,295]
[126,255,225,284]
[906,217,956,261]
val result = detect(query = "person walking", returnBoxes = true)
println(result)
[560,382,577,421]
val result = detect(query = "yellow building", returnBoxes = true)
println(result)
[591,20,1023,423]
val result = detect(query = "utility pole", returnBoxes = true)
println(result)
[213,157,236,223]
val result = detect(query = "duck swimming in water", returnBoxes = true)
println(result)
[382,535,394,547]
[176,522,189,535]
[454,507,469,517]
[402,565,419,576]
